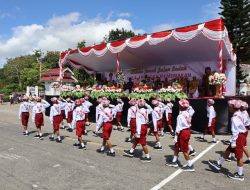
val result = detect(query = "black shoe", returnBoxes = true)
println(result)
[24,132,29,136]
[39,135,44,140]
[120,128,125,132]
[60,126,65,129]
[127,128,131,132]
[165,161,178,168]
[170,132,175,137]
[123,150,134,157]
[208,160,221,171]
[56,138,62,143]
[182,165,195,172]
[96,149,105,154]
[227,172,244,181]
[189,150,196,156]
[34,134,39,138]
[125,138,132,142]
[154,146,163,151]
[159,134,164,138]
[210,140,217,144]
[49,136,55,141]
[226,156,235,162]
[23,131,26,135]
[107,151,115,157]
[78,145,86,150]
[73,143,80,146]
[244,159,250,164]
[141,157,151,163]
[67,128,73,132]
[199,137,205,142]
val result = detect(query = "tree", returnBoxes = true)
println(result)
[77,40,86,48]
[41,51,61,69]
[219,0,250,83]
[20,67,40,87]
[103,28,136,43]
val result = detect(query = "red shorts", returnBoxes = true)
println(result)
[207,118,216,132]
[166,113,172,126]
[76,120,86,137]
[21,112,29,126]
[116,112,122,123]
[53,115,61,133]
[85,113,89,120]
[244,128,248,146]
[130,118,136,136]
[157,120,163,130]
[61,110,66,119]
[35,113,44,127]
[103,122,113,140]
[226,133,247,159]
[175,128,190,153]
[67,111,73,123]
[135,124,148,146]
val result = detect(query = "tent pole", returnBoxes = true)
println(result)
[116,53,120,87]
[219,40,223,96]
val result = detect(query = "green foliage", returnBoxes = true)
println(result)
[20,67,39,87]
[220,0,250,83]
[128,92,187,101]
[77,40,86,48]
[103,28,136,43]
[41,51,60,69]
[0,83,20,95]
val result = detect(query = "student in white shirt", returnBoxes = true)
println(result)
[165,98,175,136]
[200,99,217,143]
[124,99,153,163]
[32,97,50,140]
[209,100,247,181]
[83,95,93,126]
[96,99,117,156]
[166,99,195,171]
[18,95,34,136]
[58,97,67,129]
[65,97,74,132]
[125,98,137,142]
[49,97,62,143]
[114,98,124,131]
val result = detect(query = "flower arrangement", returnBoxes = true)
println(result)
[209,73,227,85]
[50,82,60,88]
[129,85,156,100]
[60,87,89,98]
[90,86,126,100]
[158,86,182,93]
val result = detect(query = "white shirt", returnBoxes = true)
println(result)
[50,104,61,124]
[115,101,124,112]
[241,110,250,127]
[127,105,137,127]
[96,107,117,131]
[165,102,173,120]
[18,102,34,119]
[72,105,89,127]
[136,104,153,135]
[32,100,50,122]
[231,111,246,143]
[175,110,191,134]
[81,102,90,113]
[207,105,216,127]
[83,100,93,109]
[152,106,164,131]
[58,100,66,110]
[96,103,103,122]
[65,102,75,118]
[187,106,195,118]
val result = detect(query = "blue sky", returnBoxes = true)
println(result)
[0,0,220,67]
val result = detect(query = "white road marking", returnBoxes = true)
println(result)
[32,184,38,188]
[150,141,220,190]
[53,164,60,168]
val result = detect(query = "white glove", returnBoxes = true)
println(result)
[231,142,236,148]
[173,135,178,143]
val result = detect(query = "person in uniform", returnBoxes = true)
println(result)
[65,97,74,132]
[125,98,137,142]
[209,100,246,181]
[114,98,124,131]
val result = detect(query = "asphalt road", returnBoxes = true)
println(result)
[0,104,249,190]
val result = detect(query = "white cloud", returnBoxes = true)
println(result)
[117,12,131,18]
[201,1,220,20]
[151,23,174,33]
[0,12,144,67]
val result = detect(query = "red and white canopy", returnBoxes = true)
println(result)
[59,18,236,95]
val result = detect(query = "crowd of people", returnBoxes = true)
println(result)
[18,95,250,181]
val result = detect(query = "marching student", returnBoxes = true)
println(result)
[200,99,217,143]
[18,95,34,136]
[150,99,164,150]
[72,99,89,149]
[96,99,117,156]
[186,102,196,156]
[166,99,195,171]
[94,97,103,136]
[58,97,67,129]
[32,97,50,140]
[82,95,93,126]
[208,100,246,181]
[65,97,74,132]
[165,98,175,136]
[49,97,62,143]
[124,99,153,162]
[114,98,124,131]
[240,101,250,164]
[125,98,137,142]
[81,97,90,135]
